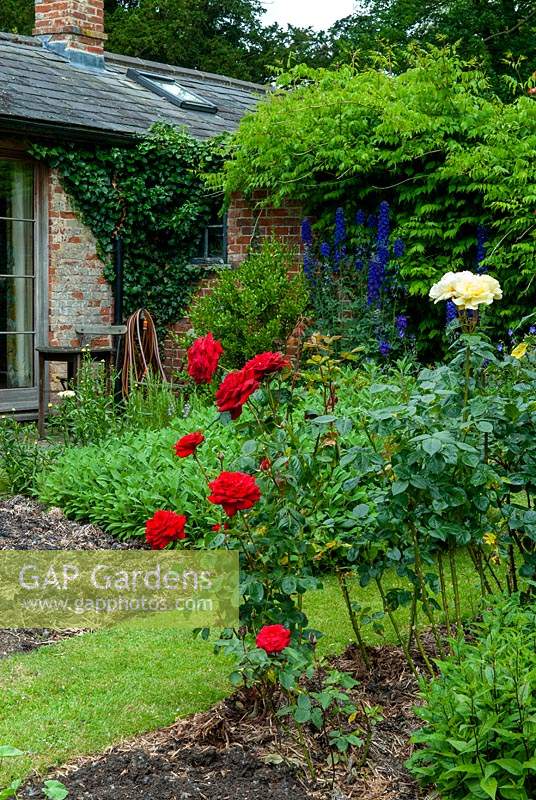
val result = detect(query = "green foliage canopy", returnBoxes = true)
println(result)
[331,0,536,93]
[222,49,536,337]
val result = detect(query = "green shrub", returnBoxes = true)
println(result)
[37,404,240,540]
[189,240,309,368]
[408,595,536,800]
[0,417,58,497]
[48,354,183,446]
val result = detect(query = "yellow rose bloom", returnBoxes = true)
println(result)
[511,342,528,359]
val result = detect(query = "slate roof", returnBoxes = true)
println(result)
[0,32,264,142]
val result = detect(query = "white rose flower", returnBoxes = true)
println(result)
[429,271,502,311]
[429,271,473,303]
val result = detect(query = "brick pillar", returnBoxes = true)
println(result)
[33,0,107,63]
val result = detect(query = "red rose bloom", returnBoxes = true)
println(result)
[243,351,290,381]
[256,624,291,654]
[145,510,187,550]
[174,431,205,458]
[215,368,259,419]
[187,332,223,384]
[208,471,261,517]
[259,457,271,471]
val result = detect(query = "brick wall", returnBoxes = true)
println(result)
[226,191,303,273]
[163,274,220,375]
[48,170,112,348]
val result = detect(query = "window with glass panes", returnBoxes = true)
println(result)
[193,200,227,264]
[0,159,35,391]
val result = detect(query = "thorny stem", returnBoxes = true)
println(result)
[337,571,370,667]
[437,551,452,639]
[448,546,463,630]
[410,527,446,658]
[375,576,419,678]
[409,594,434,676]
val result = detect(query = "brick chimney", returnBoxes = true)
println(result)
[33,0,107,68]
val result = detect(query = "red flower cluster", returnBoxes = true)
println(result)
[187,332,223,384]
[244,351,290,380]
[208,471,261,517]
[174,432,205,458]
[256,624,291,653]
[145,510,187,549]
[215,368,259,419]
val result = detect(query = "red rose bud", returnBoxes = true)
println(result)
[187,332,223,384]
[208,471,261,517]
[243,351,290,381]
[174,431,205,458]
[256,624,291,653]
[211,522,230,531]
[215,368,259,419]
[259,457,271,471]
[145,510,187,550]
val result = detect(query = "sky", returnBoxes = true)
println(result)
[261,0,356,31]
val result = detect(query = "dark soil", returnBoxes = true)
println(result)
[0,627,84,658]
[20,645,423,800]
[0,497,143,658]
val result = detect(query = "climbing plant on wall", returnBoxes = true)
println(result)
[220,47,536,347]
[32,123,226,331]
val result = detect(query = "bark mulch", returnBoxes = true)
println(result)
[0,496,143,658]
[19,645,426,800]
[0,496,138,551]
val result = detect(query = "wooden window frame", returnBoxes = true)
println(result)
[0,150,48,413]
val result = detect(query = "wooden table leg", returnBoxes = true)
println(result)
[68,355,77,386]
[38,352,46,438]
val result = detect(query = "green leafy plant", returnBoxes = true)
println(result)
[188,239,309,368]
[48,353,182,446]
[38,403,240,539]
[408,594,536,800]
[43,780,69,800]
[0,417,58,497]
[0,748,68,799]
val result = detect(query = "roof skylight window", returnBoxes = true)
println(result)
[127,69,218,114]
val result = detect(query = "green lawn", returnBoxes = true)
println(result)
[0,554,483,788]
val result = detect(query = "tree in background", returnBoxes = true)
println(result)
[0,0,34,34]
[0,0,533,87]
[330,0,536,94]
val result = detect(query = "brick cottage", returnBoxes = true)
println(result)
[0,0,302,414]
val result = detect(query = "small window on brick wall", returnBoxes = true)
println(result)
[192,203,227,265]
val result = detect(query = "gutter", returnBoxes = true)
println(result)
[0,115,138,146]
